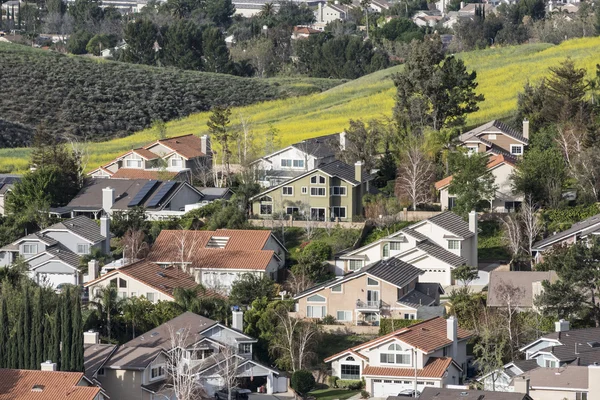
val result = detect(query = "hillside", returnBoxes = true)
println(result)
[0,43,342,148]
[1,37,600,173]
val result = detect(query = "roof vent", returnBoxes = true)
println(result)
[459,392,469,397]
[157,272,166,278]
[31,385,44,392]
[588,341,600,348]
[150,332,159,337]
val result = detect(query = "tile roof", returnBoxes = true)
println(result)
[132,148,159,160]
[487,271,558,308]
[111,168,178,180]
[41,244,83,268]
[153,134,206,159]
[364,258,424,287]
[416,241,468,267]
[84,343,117,379]
[427,212,474,238]
[47,216,106,243]
[511,359,539,373]
[533,213,600,249]
[318,160,372,185]
[0,369,99,400]
[401,228,428,242]
[518,365,589,390]
[103,346,163,370]
[459,120,528,144]
[398,288,436,308]
[362,357,454,378]
[417,387,531,400]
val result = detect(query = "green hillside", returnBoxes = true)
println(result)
[1,37,600,173]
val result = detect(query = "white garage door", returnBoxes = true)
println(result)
[372,379,408,397]
[39,273,74,288]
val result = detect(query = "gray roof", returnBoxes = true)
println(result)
[365,257,424,287]
[459,120,528,144]
[427,212,474,238]
[415,387,532,400]
[487,271,558,308]
[198,187,233,202]
[416,241,467,266]
[48,215,106,243]
[319,160,372,185]
[0,175,20,195]
[397,289,436,308]
[401,228,428,242]
[511,359,539,374]
[20,232,59,247]
[291,133,340,159]
[104,346,163,370]
[534,326,600,365]
[43,244,82,268]
[84,343,117,379]
[533,213,600,249]
[518,365,588,390]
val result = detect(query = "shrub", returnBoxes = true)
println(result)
[336,379,362,389]
[378,318,421,335]
[322,314,336,325]
[291,370,316,396]
[328,375,338,388]
[360,390,370,399]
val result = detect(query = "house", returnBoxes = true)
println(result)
[0,174,20,216]
[531,213,600,263]
[412,11,443,27]
[250,160,374,222]
[478,360,539,392]
[0,215,110,288]
[314,3,348,24]
[0,367,105,400]
[435,155,522,212]
[88,134,212,181]
[83,331,118,388]
[414,387,533,400]
[487,271,558,310]
[292,257,445,325]
[325,316,472,396]
[292,26,322,40]
[51,178,204,220]
[458,119,529,158]
[146,229,287,292]
[457,2,495,16]
[335,212,478,287]
[511,365,596,400]
[252,132,347,187]
[197,187,234,204]
[96,311,287,399]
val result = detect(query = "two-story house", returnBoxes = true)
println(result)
[436,155,523,212]
[0,215,110,288]
[335,211,477,287]
[250,160,374,222]
[0,174,20,216]
[251,132,346,187]
[293,257,444,325]
[325,316,472,397]
[88,134,212,181]
[458,119,529,158]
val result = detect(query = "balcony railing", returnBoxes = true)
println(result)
[356,300,381,309]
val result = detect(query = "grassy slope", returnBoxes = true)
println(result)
[1,37,600,172]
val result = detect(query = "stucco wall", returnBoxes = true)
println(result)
[87,273,173,303]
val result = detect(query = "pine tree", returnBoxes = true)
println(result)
[31,289,45,369]
[0,297,7,368]
[52,303,61,370]
[61,288,72,371]
[23,286,31,369]
[70,292,84,372]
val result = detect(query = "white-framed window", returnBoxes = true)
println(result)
[23,244,38,254]
[336,310,352,321]
[126,159,142,168]
[150,364,165,380]
[301,186,308,194]
[310,187,326,196]
[310,175,326,184]
[382,243,390,258]
[331,186,347,196]
[119,291,127,299]
[576,392,588,400]
[307,305,326,318]
[349,260,362,271]
[331,284,342,293]
[286,207,299,215]
[404,313,416,320]
[426,382,435,386]
[119,278,127,288]
[307,294,326,302]
[131,292,136,297]
[488,134,497,140]
[282,186,294,196]
[77,243,90,254]
[367,277,379,286]
[340,363,360,379]
[332,206,346,219]
[293,159,305,168]
[171,157,183,167]
[390,242,402,251]
[146,292,156,303]
[260,204,273,215]
[239,343,252,354]
[281,159,292,167]
[467,146,478,154]
[545,360,557,368]
[380,343,412,366]
[510,144,524,155]
[448,240,461,250]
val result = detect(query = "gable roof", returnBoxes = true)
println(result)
[151,134,207,159]
[487,271,559,308]
[132,148,159,160]
[434,155,516,191]
[427,212,474,238]
[459,120,528,145]
[44,216,106,243]
[524,326,600,366]
[28,244,82,270]
[416,241,467,267]
[0,369,100,400]
[533,213,600,250]
[363,357,454,379]
[290,133,340,158]
[417,387,532,400]
[103,346,164,370]
[518,365,589,391]
[84,343,117,380]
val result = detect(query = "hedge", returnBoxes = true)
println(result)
[336,379,363,389]
[379,319,422,335]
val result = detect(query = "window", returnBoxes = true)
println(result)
[239,343,252,354]
[131,292,136,297]
[510,144,523,155]
[260,204,273,215]
[331,284,342,293]
[467,146,478,154]
[301,186,308,194]
[310,187,326,196]
[286,207,299,215]
[332,186,347,196]
[97,368,105,376]
[488,134,497,140]
[332,207,346,219]
[23,244,38,254]
[307,294,326,302]
[341,364,360,380]
[307,305,326,318]
[390,242,402,251]
[380,343,411,365]
[119,291,127,299]
[171,158,183,167]
[293,159,305,168]
[282,186,294,196]
[77,243,90,254]
[382,243,389,258]
[349,260,362,271]
[119,278,127,288]
[576,393,588,400]
[426,382,435,386]
[281,159,292,167]
[367,278,379,286]
[150,365,165,380]
[146,292,156,302]
[545,360,557,368]
[310,175,326,184]
[336,310,352,321]
[126,159,142,168]
[340,364,360,380]
[448,240,461,250]
[109,278,117,287]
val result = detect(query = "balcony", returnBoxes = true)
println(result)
[355,299,385,311]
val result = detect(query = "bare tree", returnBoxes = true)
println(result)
[494,282,525,359]
[298,201,318,240]
[501,214,523,268]
[270,307,319,371]
[193,156,214,187]
[213,345,241,400]
[520,195,543,260]
[573,148,600,201]
[236,113,256,166]
[395,137,434,211]
[172,229,201,272]
[122,229,149,264]
[64,134,90,187]
[285,271,314,296]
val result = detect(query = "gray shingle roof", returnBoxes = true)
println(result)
[397,289,436,308]
[44,244,83,268]
[291,133,340,159]
[415,387,532,400]
[401,228,428,242]
[534,326,600,365]
[533,213,600,249]
[428,212,474,238]
[459,120,528,144]
[319,160,372,185]
[416,241,467,267]
[364,257,423,287]
[49,216,106,243]
[104,346,163,370]
[511,359,539,373]
[84,343,117,379]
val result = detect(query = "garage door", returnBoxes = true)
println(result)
[39,273,73,288]
[372,379,408,397]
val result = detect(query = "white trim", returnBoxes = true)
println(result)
[40,229,97,244]
[310,187,326,197]
[29,259,79,272]
[519,338,561,352]
[510,144,524,155]
[331,206,347,219]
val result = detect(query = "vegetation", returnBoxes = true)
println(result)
[291,370,316,397]
[308,389,360,400]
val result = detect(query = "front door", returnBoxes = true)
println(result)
[310,208,326,221]
[367,290,379,307]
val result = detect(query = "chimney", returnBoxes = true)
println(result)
[469,210,478,266]
[88,260,99,282]
[318,2,323,21]
[232,310,244,332]
[84,330,100,344]
[355,161,363,183]
[460,1,464,8]
[200,134,211,155]
[523,119,529,141]
[339,131,347,151]
[102,187,115,215]
[447,316,458,360]
[555,319,570,332]
[588,364,600,398]
[41,360,57,372]
[513,376,530,395]
[100,215,111,255]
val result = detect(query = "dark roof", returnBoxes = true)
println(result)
[84,343,116,379]
[416,241,467,266]
[428,212,474,238]
[414,387,532,400]
[104,346,163,370]
[291,133,339,158]
[533,213,600,249]
[401,228,428,242]
[397,289,436,308]
[141,381,168,394]
[319,160,372,185]
[198,187,233,202]
[47,216,106,243]
[534,326,600,365]
[42,244,83,268]
[511,359,540,373]
[0,175,20,195]
[365,257,423,287]
[459,120,529,144]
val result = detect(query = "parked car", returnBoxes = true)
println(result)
[215,388,251,400]
[397,389,421,397]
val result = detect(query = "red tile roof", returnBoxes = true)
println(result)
[132,148,159,160]
[150,135,206,159]
[434,155,515,190]
[362,357,454,378]
[0,369,100,400]
[111,168,178,180]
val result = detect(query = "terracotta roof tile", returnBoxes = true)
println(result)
[150,135,206,159]
[132,148,159,159]
[0,369,99,400]
[111,169,178,180]
[362,357,453,378]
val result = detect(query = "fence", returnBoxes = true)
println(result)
[248,218,366,230]
[395,208,442,221]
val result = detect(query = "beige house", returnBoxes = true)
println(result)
[458,119,529,158]
[250,160,374,222]
[324,316,472,397]
[293,257,444,325]
[435,155,522,212]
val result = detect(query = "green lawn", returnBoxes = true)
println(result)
[478,220,510,261]
[309,388,360,400]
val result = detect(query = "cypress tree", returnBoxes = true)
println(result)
[52,303,61,370]
[61,288,72,371]
[22,286,31,369]
[16,308,23,369]
[0,297,7,368]
[70,292,83,372]
[31,289,44,369]
[17,2,21,29]
[43,315,52,362]
[8,332,17,369]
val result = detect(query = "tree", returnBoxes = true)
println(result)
[291,370,316,398]
[90,286,123,342]
[451,264,478,289]
[520,195,543,260]
[447,152,497,217]
[501,214,523,269]
[0,297,7,368]
[85,34,111,56]
[395,134,434,210]
[214,344,241,400]
[207,106,234,184]
[337,119,382,171]
[31,289,45,370]
[122,296,153,339]
[292,241,332,283]
[162,20,203,70]
[270,306,319,371]
[284,271,314,296]
[22,286,31,369]
[152,119,167,140]
[52,305,61,370]
[67,29,93,54]
[473,308,509,392]
[71,291,84,372]
[164,324,207,400]
[205,0,235,27]
[61,287,72,371]
[121,229,149,264]
[230,274,277,306]
[123,19,159,65]
[202,27,231,74]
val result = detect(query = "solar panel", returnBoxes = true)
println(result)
[127,180,159,207]
[146,181,177,208]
